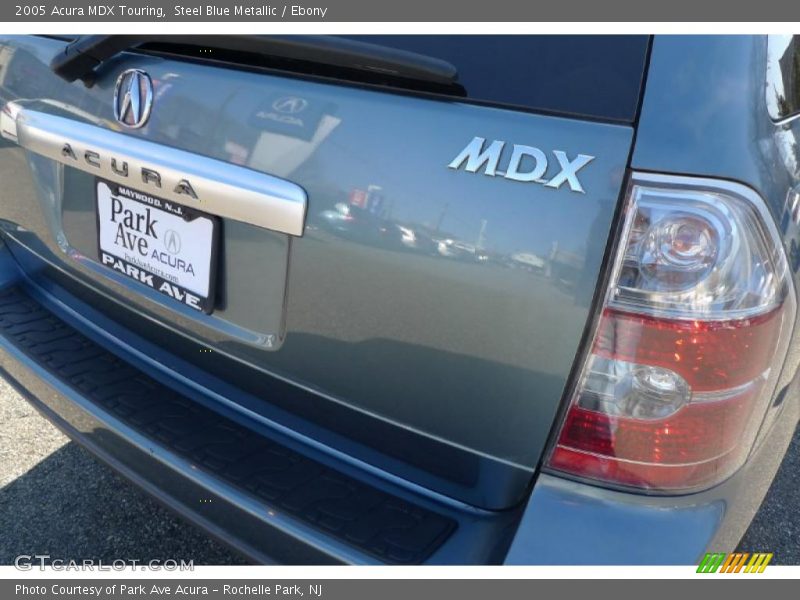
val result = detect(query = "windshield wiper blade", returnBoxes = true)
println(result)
[50,35,460,88]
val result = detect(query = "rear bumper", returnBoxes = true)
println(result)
[0,239,796,565]
[0,248,502,565]
[1,356,338,565]
[0,291,409,565]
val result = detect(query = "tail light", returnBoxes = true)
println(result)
[545,173,796,492]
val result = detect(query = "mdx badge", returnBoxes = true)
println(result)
[114,69,153,129]
[449,136,594,193]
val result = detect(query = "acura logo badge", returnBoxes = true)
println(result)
[164,229,182,254]
[114,69,153,129]
[271,96,308,114]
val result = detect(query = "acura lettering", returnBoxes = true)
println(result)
[60,143,199,200]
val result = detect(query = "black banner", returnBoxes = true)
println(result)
[4,579,797,600]
[5,0,800,21]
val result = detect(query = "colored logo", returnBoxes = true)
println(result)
[697,552,773,573]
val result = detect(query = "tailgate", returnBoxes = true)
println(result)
[0,35,643,509]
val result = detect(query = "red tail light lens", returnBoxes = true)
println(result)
[595,307,784,392]
[545,174,796,492]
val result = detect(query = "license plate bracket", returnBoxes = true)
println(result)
[95,178,219,314]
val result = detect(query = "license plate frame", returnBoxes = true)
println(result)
[95,178,219,314]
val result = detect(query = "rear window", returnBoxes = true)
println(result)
[344,35,650,122]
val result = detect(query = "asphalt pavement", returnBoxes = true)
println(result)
[0,375,797,565]
[0,378,246,565]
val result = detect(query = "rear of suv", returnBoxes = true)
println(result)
[0,34,798,564]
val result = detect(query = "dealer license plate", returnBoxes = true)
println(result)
[95,178,218,313]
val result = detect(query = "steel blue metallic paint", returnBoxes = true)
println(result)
[505,475,725,565]
[0,34,797,565]
[0,35,634,510]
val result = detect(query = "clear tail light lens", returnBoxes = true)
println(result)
[545,173,796,492]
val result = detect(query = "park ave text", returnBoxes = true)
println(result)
[18,4,329,18]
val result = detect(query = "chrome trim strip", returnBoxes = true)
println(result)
[11,108,308,236]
